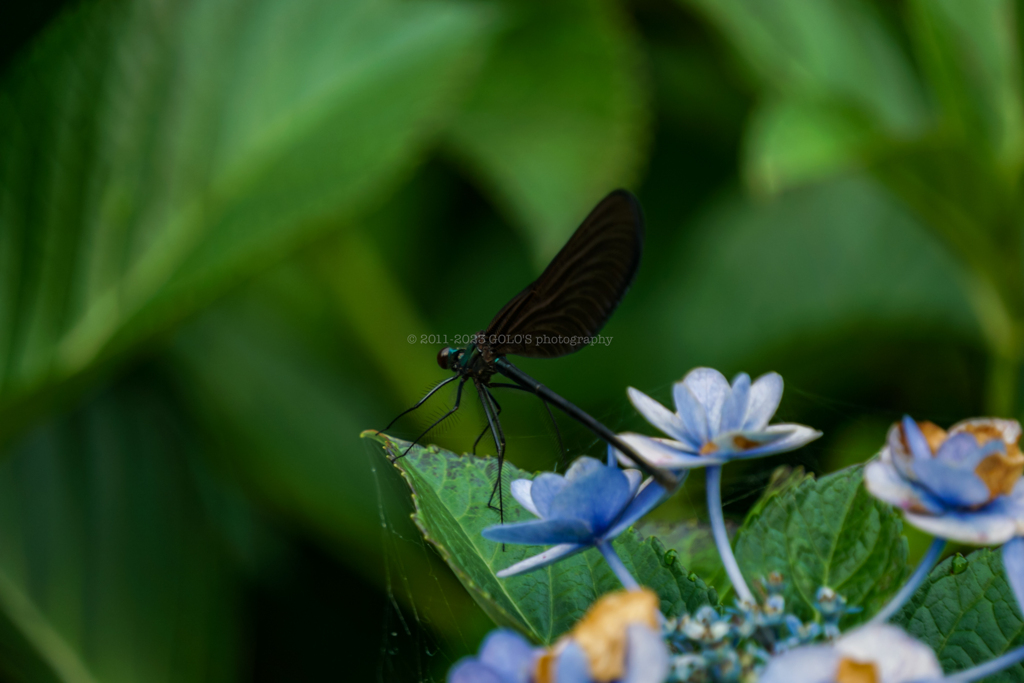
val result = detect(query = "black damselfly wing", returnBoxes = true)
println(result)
[484,190,643,358]
[379,188,678,506]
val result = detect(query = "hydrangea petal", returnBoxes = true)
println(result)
[712,424,821,460]
[626,387,689,445]
[548,467,631,534]
[949,417,1022,444]
[707,427,791,455]
[913,455,991,508]
[836,624,941,682]
[624,624,670,683]
[623,469,642,497]
[606,481,668,539]
[482,518,595,545]
[742,372,783,431]
[555,642,592,683]
[510,479,540,517]
[886,423,917,481]
[902,416,934,461]
[1003,537,1024,614]
[934,432,1003,467]
[678,368,730,437]
[613,433,716,469]
[495,543,586,577]
[448,660,504,683]
[673,382,710,444]
[718,373,751,434]
[999,479,1024,517]
[531,473,567,518]
[478,629,536,683]
[903,507,1018,545]
[564,456,606,481]
[758,645,839,683]
[864,459,944,514]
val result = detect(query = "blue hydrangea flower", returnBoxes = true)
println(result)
[448,629,538,683]
[864,416,1024,544]
[482,456,672,582]
[759,624,941,683]
[615,367,821,470]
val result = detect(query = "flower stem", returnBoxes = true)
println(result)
[930,645,1024,683]
[870,537,945,625]
[706,466,754,604]
[597,541,640,591]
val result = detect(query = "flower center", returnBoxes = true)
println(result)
[700,442,719,455]
[836,657,878,683]
[700,435,762,455]
[731,434,762,450]
[910,421,1024,501]
[964,424,1024,499]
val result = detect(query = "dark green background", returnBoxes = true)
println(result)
[0,0,1017,680]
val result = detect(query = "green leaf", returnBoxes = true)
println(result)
[745,465,813,521]
[733,465,908,626]
[0,0,492,438]
[685,0,926,135]
[0,371,236,683]
[894,548,1024,682]
[907,0,1024,174]
[685,0,930,194]
[445,0,649,263]
[743,99,880,194]
[636,519,726,593]
[656,176,979,369]
[366,433,716,644]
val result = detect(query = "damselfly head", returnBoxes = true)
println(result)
[437,346,460,370]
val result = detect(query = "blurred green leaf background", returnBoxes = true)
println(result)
[0,0,1021,680]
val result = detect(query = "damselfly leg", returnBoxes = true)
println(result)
[377,375,459,434]
[390,376,467,462]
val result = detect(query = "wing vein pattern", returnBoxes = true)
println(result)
[485,190,643,358]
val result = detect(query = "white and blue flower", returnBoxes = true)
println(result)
[616,367,821,470]
[759,623,941,683]
[539,590,669,683]
[864,416,1024,545]
[483,456,672,586]
[448,629,538,683]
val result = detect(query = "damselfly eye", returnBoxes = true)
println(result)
[437,347,451,369]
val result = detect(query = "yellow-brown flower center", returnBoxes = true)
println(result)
[534,589,659,683]
[916,421,947,453]
[699,435,762,456]
[905,421,1024,502]
[700,442,719,455]
[837,657,879,683]
[963,424,1024,498]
